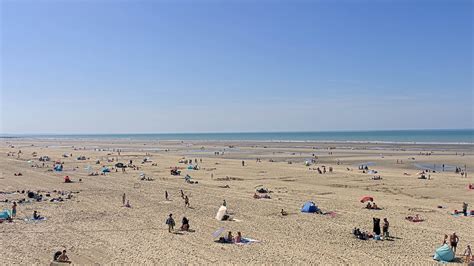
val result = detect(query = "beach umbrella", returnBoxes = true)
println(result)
[360,196,374,203]
[212,227,225,238]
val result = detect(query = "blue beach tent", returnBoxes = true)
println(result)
[301,201,319,213]
[433,244,455,262]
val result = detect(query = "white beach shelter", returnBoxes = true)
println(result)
[215,206,227,220]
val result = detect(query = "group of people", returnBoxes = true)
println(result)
[165,213,190,232]
[218,231,243,244]
[366,202,380,210]
[353,217,389,240]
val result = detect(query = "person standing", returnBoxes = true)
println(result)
[122,193,126,206]
[382,218,389,238]
[463,244,472,263]
[450,232,459,254]
[462,202,468,216]
[165,190,169,201]
[373,218,381,236]
[166,214,175,233]
[11,202,17,217]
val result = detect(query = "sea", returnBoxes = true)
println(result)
[2,129,473,144]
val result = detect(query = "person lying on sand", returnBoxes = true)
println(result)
[281,209,288,216]
[405,214,424,222]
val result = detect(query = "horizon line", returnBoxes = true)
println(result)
[1,128,473,136]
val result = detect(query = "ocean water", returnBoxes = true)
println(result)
[2,129,473,144]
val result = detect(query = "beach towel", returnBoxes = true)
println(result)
[451,212,474,217]
[236,237,260,245]
[24,216,47,223]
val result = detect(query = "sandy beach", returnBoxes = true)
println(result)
[1,138,473,264]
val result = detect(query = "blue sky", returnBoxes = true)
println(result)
[1,0,472,134]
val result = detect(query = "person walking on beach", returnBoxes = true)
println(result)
[242,160,245,167]
[180,190,184,199]
[165,190,169,201]
[166,214,175,233]
[450,232,459,254]
[184,195,190,208]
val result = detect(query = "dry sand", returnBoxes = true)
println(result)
[1,139,473,264]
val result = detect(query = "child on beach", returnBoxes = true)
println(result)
[166,214,175,233]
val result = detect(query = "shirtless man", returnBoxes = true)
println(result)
[57,250,71,263]
[450,232,459,254]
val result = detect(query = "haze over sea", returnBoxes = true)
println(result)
[2,129,473,144]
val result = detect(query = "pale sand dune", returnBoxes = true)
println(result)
[0,139,473,264]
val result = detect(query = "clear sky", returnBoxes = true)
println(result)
[1,0,472,134]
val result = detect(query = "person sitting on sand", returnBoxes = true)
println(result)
[125,200,131,208]
[281,209,288,216]
[57,250,71,263]
[366,202,372,209]
[253,193,260,199]
[226,231,234,243]
[181,216,189,231]
[64,176,71,183]
[33,211,42,220]
[235,232,242,243]
[372,203,379,210]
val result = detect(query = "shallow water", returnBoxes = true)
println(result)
[413,163,458,172]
